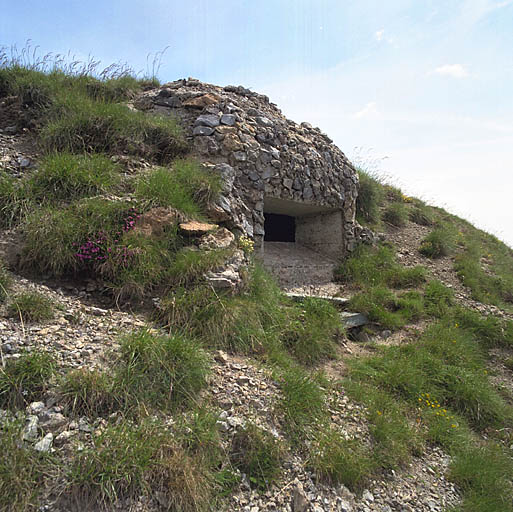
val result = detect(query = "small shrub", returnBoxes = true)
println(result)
[382,202,408,227]
[0,417,56,511]
[355,169,384,225]
[419,224,457,258]
[0,351,56,408]
[230,423,283,489]
[309,428,375,491]
[7,291,55,322]
[28,153,120,202]
[116,330,210,410]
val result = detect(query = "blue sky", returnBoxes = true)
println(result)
[2,0,513,245]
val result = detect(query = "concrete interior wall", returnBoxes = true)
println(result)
[295,211,343,258]
[262,197,344,258]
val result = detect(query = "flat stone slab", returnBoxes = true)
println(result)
[339,312,370,328]
[179,221,217,236]
[285,292,350,306]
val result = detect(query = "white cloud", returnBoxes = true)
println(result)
[375,29,385,42]
[433,63,470,78]
[353,101,379,119]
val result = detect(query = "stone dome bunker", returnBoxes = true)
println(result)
[138,78,361,272]
[263,197,344,258]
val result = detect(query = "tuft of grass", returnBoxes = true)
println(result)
[0,350,56,408]
[21,197,134,276]
[115,330,210,411]
[382,202,408,227]
[452,307,513,349]
[409,205,435,226]
[335,244,426,290]
[0,260,11,302]
[230,423,283,490]
[135,160,221,217]
[40,95,187,163]
[355,168,384,225]
[28,152,120,202]
[454,228,513,309]
[419,224,457,259]
[347,320,512,431]
[0,171,33,228]
[348,286,411,330]
[277,367,327,442]
[309,428,375,491]
[168,247,230,287]
[0,417,56,512]
[281,298,341,366]
[59,369,122,418]
[7,291,56,322]
[449,444,513,512]
[424,280,454,318]
[68,419,213,511]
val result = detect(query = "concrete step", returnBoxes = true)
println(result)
[285,292,350,306]
[339,312,370,328]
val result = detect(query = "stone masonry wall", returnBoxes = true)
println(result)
[135,78,359,255]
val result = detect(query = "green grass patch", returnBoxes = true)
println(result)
[20,197,135,276]
[277,367,327,442]
[0,171,33,228]
[28,152,120,202]
[59,369,122,418]
[449,444,513,512]
[309,427,375,491]
[355,168,384,226]
[40,94,187,162]
[382,202,408,227]
[348,321,511,431]
[409,204,435,226]
[335,244,426,289]
[424,280,454,318]
[0,260,11,302]
[7,291,56,322]
[68,419,213,511]
[0,417,56,512]
[167,247,230,287]
[159,265,341,365]
[115,330,210,411]
[0,350,56,409]
[230,422,283,490]
[454,228,513,309]
[348,286,423,330]
[419,223,457,258]
[135,160,221,217]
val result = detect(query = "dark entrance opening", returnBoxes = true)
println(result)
[264,213,295,242]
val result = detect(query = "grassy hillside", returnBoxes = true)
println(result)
[0,56,512,512]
